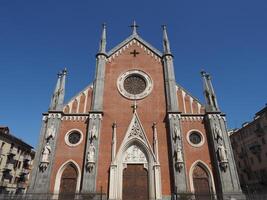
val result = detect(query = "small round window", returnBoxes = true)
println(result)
[187,130,205,147]
[189,132,202,144]
[65,130,83,147]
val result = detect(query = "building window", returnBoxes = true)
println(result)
[257,155,262,163]
[64,129,83,147]
[262,138,266,145]
[186,130,205,147]
[250,157,254,164]
[117,70,153,100]
[189,132,202,144]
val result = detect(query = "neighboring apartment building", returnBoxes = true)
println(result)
[230,105,267,194]
[0,126,35,194]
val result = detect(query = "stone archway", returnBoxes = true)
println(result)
[59,163,78,199]
[193,165,211,200]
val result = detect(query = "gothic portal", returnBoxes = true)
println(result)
[28,22,243,200]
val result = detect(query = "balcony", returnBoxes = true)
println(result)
[17,182,26,189]
[20,168,29,175]
[24,154,31,161]
[0,181,8,187]
[4,163,13,171]
[249,143,261,154]
[8,148,17,156]
[255,125,265,137]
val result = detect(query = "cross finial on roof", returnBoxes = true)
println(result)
[130,20,139,35]
[131,100,138,113]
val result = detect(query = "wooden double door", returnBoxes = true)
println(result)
[59,164,78,200]
[122,164,149,200]
[193,165,212,200]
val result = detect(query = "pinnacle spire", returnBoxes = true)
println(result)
[98,23,107,53]
[201,70,219,112]
[130,20,139,35]
[162,25,171,54]
[49,68,67,111]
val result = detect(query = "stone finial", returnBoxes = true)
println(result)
[99,23,107,53]
[130,20,139,35]
[162,25,171,54]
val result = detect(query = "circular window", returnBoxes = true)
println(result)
[65,129,83,147]
[189,132,202,144]
[123,74,147,95]
[117,70,153,100]
[68,132,81,144]
[187,130,205,147]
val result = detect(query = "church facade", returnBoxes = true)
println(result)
[28,23,243,200]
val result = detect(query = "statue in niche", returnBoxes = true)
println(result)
[45,124,56,141]
[173,125,181,141]
[89,124,98,140]
[175,146,183,172]
[217,143,228,171]
[214,123,223,144]
[39,143,51,172]
[86,143,96,172]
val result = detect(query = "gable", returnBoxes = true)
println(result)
[107,35,162,63]
[176,84,205,114]
[63,84,93,114]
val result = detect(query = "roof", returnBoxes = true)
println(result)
[107,33,162,58]
[0,126,33,149]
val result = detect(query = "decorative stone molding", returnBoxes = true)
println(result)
[107,38,161,63]
[48,113,61,119]
[108,111,162,200]
[89,113,102,120]
[61,116,88,121]
[181,116,204,121]
[123,145,147,163]
[168,114,181,120]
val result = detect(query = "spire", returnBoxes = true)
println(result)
[57,68,67,110]
[49,68,67,111]
[130,20,139,35]
[201,70,219,112]
[162,25,171,54]
[98,23,107,54]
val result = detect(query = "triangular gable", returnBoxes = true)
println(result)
[115,111,156,163]
[63,84,93,114]
[177,83,204,106]
[107,34,162,59]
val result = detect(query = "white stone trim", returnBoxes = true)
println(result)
[186,129,205,148]
[64,129,83,147]
[53,160,81,194]
[108,112,162,200]
[117,69,153,100]
[189,160,216,194]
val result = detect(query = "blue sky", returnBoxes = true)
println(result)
[0,0,267,147]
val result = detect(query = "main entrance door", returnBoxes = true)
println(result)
[193,165,211,200]
[122,164,149,200]
[59,164,78,200]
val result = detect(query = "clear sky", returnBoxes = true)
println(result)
[1,0,267,148]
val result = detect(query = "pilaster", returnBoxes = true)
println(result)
[168,113,187,195]
[205,112,244,199]
[81,112,103,192]
[28,112,62,194]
